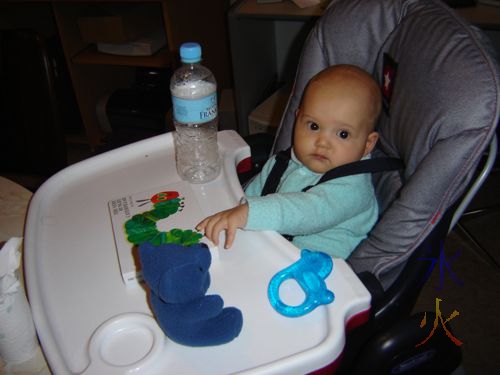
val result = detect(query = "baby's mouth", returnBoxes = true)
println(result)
[311,153,328,161]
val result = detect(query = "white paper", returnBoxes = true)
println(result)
[0,237,22,304]
[0,237,38,364]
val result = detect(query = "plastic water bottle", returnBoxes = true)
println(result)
[171,42,221,183]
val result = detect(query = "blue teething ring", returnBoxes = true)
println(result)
[268,249,334,317]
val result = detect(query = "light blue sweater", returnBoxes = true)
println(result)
[244,151,378,259]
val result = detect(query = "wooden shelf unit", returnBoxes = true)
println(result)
[71,45,171,68]
[49,0,175,150]
[0,0,246,149]
[229,0,322,135]
[234,0,324,18]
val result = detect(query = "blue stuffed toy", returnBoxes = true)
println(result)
[138,242,243,346]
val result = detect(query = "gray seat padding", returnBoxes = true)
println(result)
[272,0,500,289]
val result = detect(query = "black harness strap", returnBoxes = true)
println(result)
[303,157,405,191]
[261,148,293,196]
[260,147,404,241]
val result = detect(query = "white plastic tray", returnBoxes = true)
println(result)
[24,130,370,375]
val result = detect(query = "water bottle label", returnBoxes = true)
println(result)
[172,93,217,123]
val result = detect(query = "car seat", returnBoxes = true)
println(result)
[247,0,500,373]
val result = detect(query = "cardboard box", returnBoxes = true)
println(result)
[96,29,167,56]
[78,6,161,44]
[249,86,291,135]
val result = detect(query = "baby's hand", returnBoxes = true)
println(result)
[196,203,249,249]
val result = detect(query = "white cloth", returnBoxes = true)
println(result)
[0,177,50,374]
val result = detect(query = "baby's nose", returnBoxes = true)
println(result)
[315,134,330,147]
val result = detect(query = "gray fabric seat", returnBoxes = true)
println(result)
[272,0,500,289]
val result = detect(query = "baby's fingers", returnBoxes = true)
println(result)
[224,223,238,249]
[196,216,217,244]
[202,216,224,246]
[195,218,208,233]
[211,218,232,247]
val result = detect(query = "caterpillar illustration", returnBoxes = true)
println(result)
[124,191,202,247]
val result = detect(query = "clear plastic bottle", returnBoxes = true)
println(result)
[170,42,221,183]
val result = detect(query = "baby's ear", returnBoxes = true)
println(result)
[364,131,379,156]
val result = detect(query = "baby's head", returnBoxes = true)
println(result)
[293,64,381,173]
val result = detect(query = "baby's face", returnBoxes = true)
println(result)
[293,78,378,174]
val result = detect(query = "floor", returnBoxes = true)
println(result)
[412,166,500,374]
[4,138,499,374]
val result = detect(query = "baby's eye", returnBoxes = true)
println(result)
[308,122,320,131]
[337,130,350,139]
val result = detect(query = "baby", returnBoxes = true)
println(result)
[197,64,381,258]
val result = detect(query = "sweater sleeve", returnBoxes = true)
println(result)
[245,175,375,235]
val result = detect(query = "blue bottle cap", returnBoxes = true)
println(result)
[180,42,202,63]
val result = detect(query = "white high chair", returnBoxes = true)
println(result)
[23,131,371,374]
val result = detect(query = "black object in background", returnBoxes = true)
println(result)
[0,29,69,177]
[99,67,172,153]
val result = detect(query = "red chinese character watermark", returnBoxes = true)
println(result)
[416,297,462,347]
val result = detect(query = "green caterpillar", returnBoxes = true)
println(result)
[124,194,202,247]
